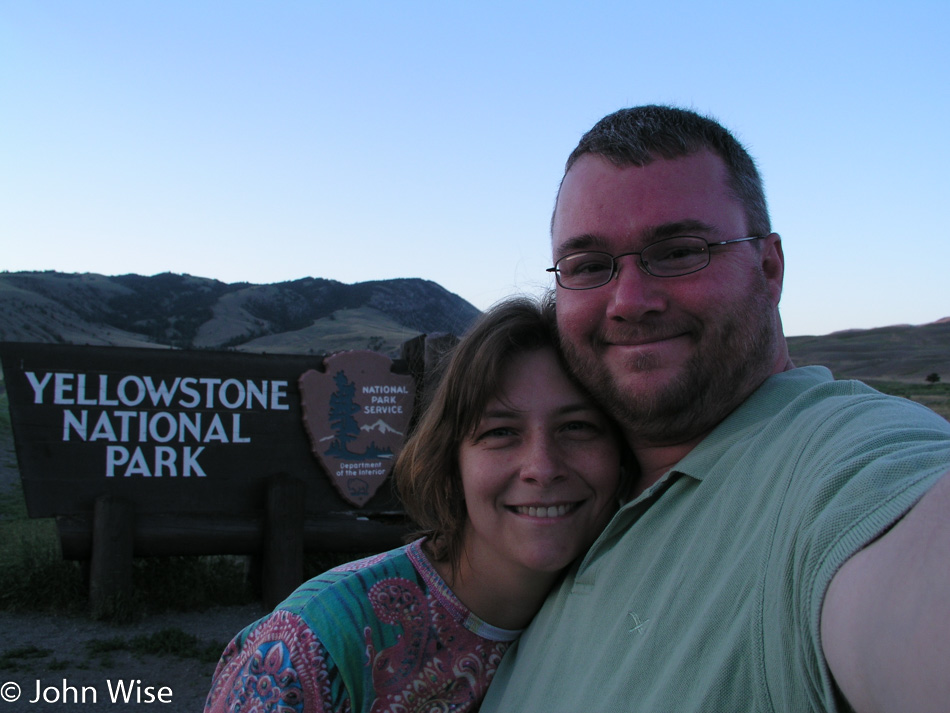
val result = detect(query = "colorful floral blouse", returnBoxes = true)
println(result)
[205,539,520,712]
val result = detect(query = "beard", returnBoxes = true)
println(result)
[560,274,779,446]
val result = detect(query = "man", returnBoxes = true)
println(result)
[480,106,950,713]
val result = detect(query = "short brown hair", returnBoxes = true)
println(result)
[558,105,771,237]
[395,294,577,568]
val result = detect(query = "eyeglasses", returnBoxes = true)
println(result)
[547,235,766,290]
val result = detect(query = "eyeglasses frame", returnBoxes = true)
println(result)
[547,235,768,290]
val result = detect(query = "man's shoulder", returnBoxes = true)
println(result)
[751,366,947,429]
[687,365,950,475]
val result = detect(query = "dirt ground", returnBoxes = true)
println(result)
[0,417,268,712]
[0,604,265,712]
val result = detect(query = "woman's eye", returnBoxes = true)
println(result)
[561,420,601,436]
[478,426,517,440]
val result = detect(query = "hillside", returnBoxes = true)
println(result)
[1,270,947,383]
[0,271,481,355]
[786,319,950,383]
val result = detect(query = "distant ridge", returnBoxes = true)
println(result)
[786,318,950,382]
[0,271,481,356]
[1,271,947,382]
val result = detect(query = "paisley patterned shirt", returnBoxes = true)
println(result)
[205,539,520,712]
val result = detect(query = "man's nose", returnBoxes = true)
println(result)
[606,255,667,321]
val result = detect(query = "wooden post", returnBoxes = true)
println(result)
[89,495,135,620]
[263,473,306,610]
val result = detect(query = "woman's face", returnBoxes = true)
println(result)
[457,347,622,579]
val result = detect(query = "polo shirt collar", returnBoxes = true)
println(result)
[643,365,835,489]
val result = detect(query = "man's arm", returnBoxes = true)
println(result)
[821,470,950,713]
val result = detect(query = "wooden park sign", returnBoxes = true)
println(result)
[0,339,446,610]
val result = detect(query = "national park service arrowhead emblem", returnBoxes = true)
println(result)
[299,351,416,507]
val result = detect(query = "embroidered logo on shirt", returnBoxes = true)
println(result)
[628,612,650,635]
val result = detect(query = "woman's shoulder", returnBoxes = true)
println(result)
[277,541,424,620]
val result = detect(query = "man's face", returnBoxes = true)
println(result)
[552,150,784,445]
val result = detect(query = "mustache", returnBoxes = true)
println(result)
[596,319,701,345]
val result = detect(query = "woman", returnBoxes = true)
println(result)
[205,296,625,712]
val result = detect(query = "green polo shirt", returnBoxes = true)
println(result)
[481,366,950,713]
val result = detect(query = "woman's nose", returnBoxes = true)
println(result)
[518,433,565,485]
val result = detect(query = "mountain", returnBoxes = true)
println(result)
[1,270,947,383]
[0,271,481,356]
[786,319,950,382]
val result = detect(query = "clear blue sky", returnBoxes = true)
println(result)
[2,1,948,336]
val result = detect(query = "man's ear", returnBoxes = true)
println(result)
[761,233,785,305]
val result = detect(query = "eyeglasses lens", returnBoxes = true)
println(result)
[641,238,709,277]
[556,253,615,289]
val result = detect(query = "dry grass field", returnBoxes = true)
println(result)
[786,320,950,421]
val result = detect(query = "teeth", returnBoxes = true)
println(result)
[515,504,575,518]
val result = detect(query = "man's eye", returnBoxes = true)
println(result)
[652,245,706,263]
[659,247,703,260]
[565,258,611,276]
